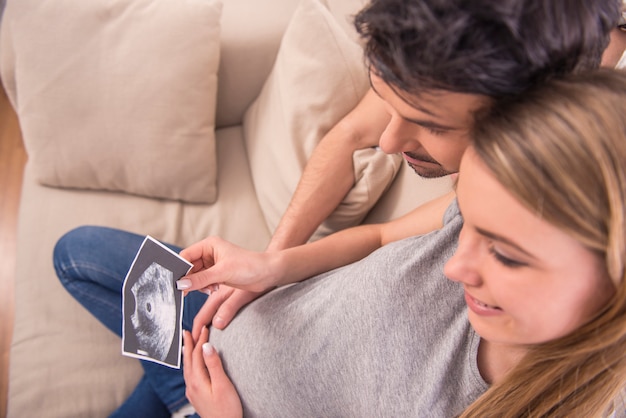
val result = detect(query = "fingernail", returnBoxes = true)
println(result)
[213,315,225,328]
[176,279,191,290]
[202,343,215,356]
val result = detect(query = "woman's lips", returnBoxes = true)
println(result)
[464,291,502,316]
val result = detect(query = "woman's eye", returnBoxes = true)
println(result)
[488,244,527,268]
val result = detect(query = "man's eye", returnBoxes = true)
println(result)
[427,128,446,136]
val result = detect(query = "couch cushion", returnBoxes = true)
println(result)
[0,0,222,203]
[243,0,402,241]
[7,125,271,417]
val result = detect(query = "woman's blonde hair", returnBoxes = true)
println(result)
[461,69,626,417]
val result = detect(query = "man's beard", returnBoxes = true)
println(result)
[404,152,453,178]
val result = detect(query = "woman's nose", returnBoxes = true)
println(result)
[444,228,482,287]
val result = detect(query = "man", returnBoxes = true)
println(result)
[200,0,625,332]
[54,0,623,416]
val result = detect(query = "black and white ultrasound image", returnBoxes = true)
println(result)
[122,236,192,368]
[130,262,176,361]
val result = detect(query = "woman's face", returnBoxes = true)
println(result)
[444,148,615,347]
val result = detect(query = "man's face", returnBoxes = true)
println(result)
[371,73,491,178]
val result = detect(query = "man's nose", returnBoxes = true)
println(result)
[378,115,417,154]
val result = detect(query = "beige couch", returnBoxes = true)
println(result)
[0,0,452,416]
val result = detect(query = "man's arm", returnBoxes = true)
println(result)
[267,88,391,251]
[187,89,391,336]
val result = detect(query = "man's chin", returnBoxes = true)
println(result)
[407,161,454,179]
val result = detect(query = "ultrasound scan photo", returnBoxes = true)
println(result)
[122,236,192,368]
[130,261,177,361]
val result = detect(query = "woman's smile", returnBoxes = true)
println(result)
[464,290,502,316]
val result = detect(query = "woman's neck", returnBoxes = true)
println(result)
[477,338,527,384]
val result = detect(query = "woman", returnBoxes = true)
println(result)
[179,70,626,417]
[455,69,626,417]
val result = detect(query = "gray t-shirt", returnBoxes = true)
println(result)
[211,201,488,416]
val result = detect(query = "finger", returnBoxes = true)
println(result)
[182,330,195,383]
[187,258,206,275]
[184,326,212,407]
[200,284,220,295]
[178,246,205,274]
[192,297,219,342]
[202,342,230,394]
[199,342,243,416]
[179,240,209,264]
[192,326,211,382]
[177,267,223,293]
[179,237,221,268]
[212,290,262,329]
[192,288,232,341]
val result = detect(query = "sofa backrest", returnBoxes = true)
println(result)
[215,0,299,128]
[215,0,369,128]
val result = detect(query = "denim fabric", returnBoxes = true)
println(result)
[54,226,206,417]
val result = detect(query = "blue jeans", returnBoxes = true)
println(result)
[54,226,207,417]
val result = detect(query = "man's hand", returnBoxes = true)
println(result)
[183,327,243,418]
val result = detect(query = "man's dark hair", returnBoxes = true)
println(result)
[355,0,620,98]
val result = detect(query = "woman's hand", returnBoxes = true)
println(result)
[183,327,243,418]
[177,236,281,294]
[191,286,267,341]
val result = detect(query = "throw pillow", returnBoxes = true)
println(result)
[0,0,222,203]
[243,0,402,240]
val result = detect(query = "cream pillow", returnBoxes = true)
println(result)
[1,0,222,203]
[243,0,402,240]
